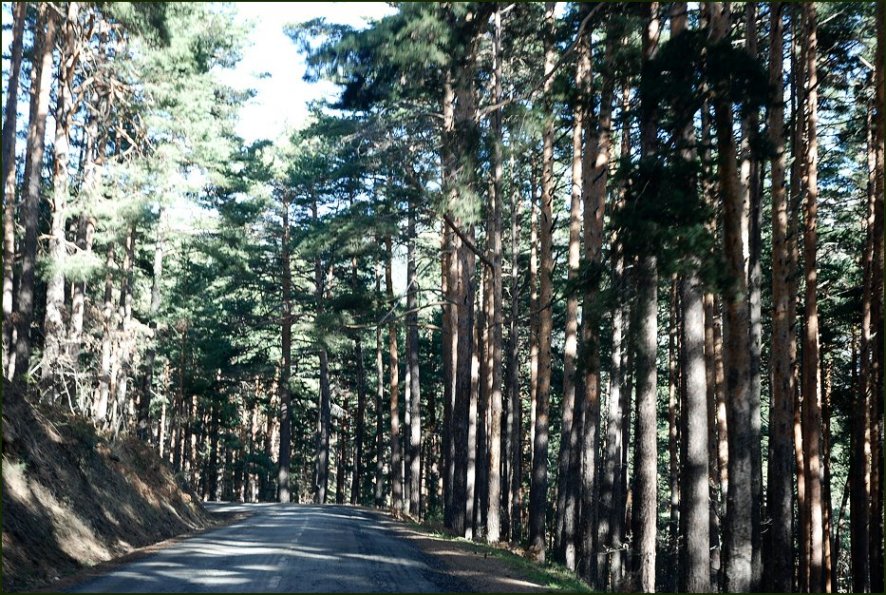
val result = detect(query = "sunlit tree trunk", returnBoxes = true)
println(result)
[385,235,403,513]
[41,2,81,394]
[2,1,27,377]
[407,201,422,517]
[709,3,754,590]
[800,6,824,592]
[869,4,885,592]
[766,4,796,590]
[556,7,588,569]
[528,1,556,563]
[486,4,504,544]
[374,263,386,508]
[278,196,293,503]
[634,4,660,590]
[14,5,56,381]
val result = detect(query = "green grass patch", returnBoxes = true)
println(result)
[405,520,593,593]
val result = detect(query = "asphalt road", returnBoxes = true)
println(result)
[69,504,470,593]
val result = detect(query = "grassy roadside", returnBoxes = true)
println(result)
[403,519,594,593]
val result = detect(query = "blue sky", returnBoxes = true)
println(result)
[1,2,395,143]
[217,2,395,143]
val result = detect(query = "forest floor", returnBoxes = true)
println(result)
[1,381,215,592]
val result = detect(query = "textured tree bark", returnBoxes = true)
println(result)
[579,20,613,586]
[868,3,885,591]
[634,4,660,590]
[407,202,422,517]
[709,3,754,590]
[668,277,680,548]
[599,79,629,591]
[374,264,386,508]
[739,6,764,588]
[789,9,810,588]
[486,4,504,544]
[556,9,588,568]
[528,1,556,563]
[766,4,796,590]
[506,157,523,546]
[139,209,167,440]
[385,235,403,513]
[2,1,26,377]
[41,2,81,394]
[800,6,824,592]
[441,73,457,528]
[351,296,367,505]
[14,6,56,381]
[278,196,293,503]
[665,7,710,591]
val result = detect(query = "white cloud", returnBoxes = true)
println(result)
[216,2,396,144]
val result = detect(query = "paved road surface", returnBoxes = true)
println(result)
[70,504,470,593]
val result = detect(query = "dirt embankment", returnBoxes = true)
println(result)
[2,381,211,592]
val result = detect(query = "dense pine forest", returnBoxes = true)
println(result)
[1,1,884,592]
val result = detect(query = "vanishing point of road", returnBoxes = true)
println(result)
[69,504,471,593]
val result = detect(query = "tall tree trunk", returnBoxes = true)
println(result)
[441,70,457,529]
[741,5,764,588]
[407,201,422,517]
[467,306,480,538]
[41,2,80,394]
[442,224,456,524]
[634,4,660,590]
[486,4,504,544]
[801,6,824,592]
[579,20,613,585]
[278,196,292,503]
[668,277,680,547]
[868,3,885,592]
[789,8,810,588]
[375,263,386,508]
[709,3,754,591]
[556,9,588,569]
[667,6,711,591]
[350,279,367,504]
[528,1,556,563]
[385,235,404,513]
[2,1,27,377]
[506,156,523,546]
[767,4,796,590]
[139,209,166,441]
[14,6,56,381]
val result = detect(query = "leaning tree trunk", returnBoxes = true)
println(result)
[14,6,56,381]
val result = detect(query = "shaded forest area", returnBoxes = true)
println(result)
[1,2,884,592]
